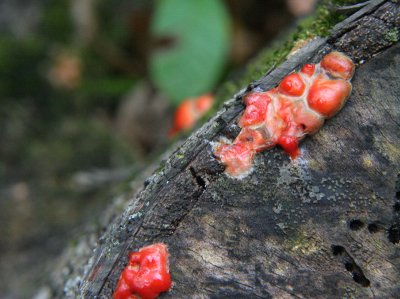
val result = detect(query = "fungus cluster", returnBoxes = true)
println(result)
[214,51,355,177]
[113,243,172,299]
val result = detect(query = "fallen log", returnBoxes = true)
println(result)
[57,1,400,298]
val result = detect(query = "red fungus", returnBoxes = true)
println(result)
[320,51,355,80]
[277,135,300,159]
[290,100,324,134]
[214,51,354,177]
[214,142,254,177]
[278,73,306,96]
[243,92,271,105]
[300,63,315,77]
[170,100,196,135]
[235,128,269,152]
[239,94,271,128]
[169,94,214,137]
[113,243,172,299]
[307,75,352,118]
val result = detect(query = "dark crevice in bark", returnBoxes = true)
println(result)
[387,224,400,244]
[331,245,371,287]
[189,167,207,189]
[368,221,385,233]
[388,173,400,243]
[349,219,365,231]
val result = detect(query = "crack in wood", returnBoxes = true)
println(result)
[189,166,206,189]
[331,245,371,287]
[388,173,400,243]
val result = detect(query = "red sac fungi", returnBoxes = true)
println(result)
[277,135,300,159]
[300,63,315,77]
[171,100,196,133]
[320,51,355,80]
[213,51,355,177]
[169,94,214,137]
[307,75,352,118]
[278,73,306,96]
[214,142,255,177]
[113,243,172,299]
[238,93,271,128]
[235,128,270,152]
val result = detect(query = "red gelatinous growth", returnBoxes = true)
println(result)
[239,93,271,127]
[169,94,214,137]
[291,101,324,134]
[278,73,306,96]
[243,92,270,105]
[214,51,354,177]
[307,75,352,118]
[277,135,300,159]
[276,107,303,159]
[113,243,172,299]
[171,100,196,134]
[235,128,269,152]
[300,63,315,77]
[214,142,254,177]
[320,51,355,80]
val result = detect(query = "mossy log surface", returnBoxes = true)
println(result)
[63,1,399,298]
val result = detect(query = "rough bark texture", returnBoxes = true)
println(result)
[55,1,400,298]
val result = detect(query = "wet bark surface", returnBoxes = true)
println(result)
[56,1,400,298]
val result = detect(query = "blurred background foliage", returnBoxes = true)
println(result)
[0,0,324,298]
[150,0,230,103]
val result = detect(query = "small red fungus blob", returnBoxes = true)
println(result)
[170,100,196,135]
[113,243,172,299]
[214,142,254,177]
[214,51,354,177]
[243,92,271,105]
[320,51,355,80]
[291,101,324,134]
[169,94,214,137]
[235,128,269,152]
[277,135,300,159]
[300,63,315,77]
[307,76,352,118]
[278,73,306,96]
[239,94,271,128]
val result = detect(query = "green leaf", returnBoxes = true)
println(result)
[150,0,230,105]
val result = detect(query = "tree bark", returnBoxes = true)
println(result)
[57,1,400,298]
